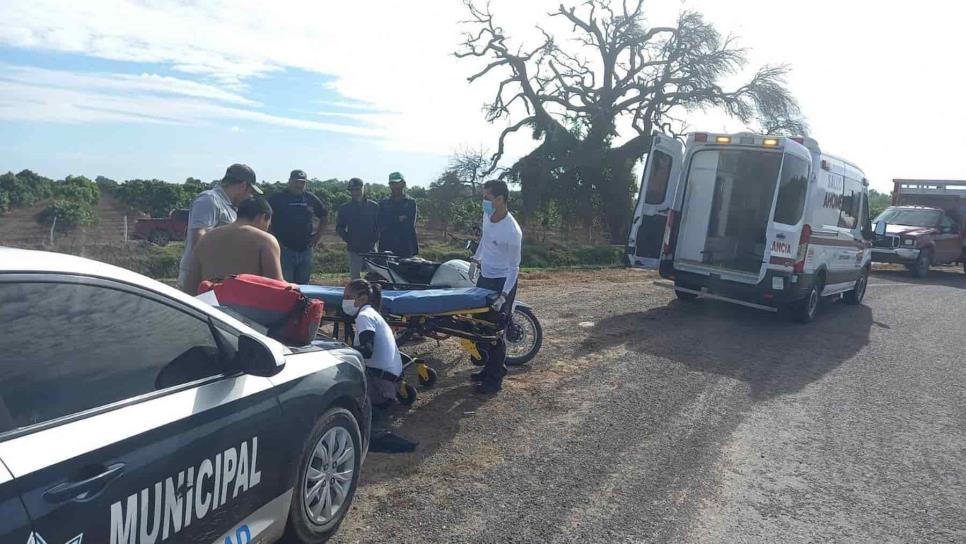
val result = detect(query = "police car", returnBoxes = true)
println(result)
[0,248,370,544]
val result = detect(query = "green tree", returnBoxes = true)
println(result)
[868,188,891,219]
[36,200,97,232]
[95,175,118,194]
[1,170,54,208]
[114,179,202,217]
[57,176,100,206]
[456,0,805,242]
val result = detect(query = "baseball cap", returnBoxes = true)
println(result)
[289,169,308,182]
[223,163,262,194]
[388,171,405,184]
[348,178,364,190]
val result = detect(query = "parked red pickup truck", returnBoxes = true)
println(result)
[871,180,966,277]
[132,209,189,246]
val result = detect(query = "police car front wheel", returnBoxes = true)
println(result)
[285,407,363,543]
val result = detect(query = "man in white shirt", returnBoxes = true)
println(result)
[469,179,523,394]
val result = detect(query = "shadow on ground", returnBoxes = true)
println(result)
[871,266,966,289]
[360,350,493,485]
[580,297,874,400]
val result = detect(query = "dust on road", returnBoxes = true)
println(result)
[331,266,966,544]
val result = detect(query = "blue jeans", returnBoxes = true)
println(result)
[281,247,313,284]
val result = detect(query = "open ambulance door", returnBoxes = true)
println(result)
[626,133,684,268]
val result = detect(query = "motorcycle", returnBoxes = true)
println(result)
[361,244,543,366]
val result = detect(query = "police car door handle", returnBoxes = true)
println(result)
[43,463,125,503]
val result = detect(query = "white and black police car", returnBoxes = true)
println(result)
[0,248,370,544]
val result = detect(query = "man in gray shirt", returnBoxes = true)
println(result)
[177,163,262,290]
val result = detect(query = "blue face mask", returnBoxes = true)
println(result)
[482,199,494,216]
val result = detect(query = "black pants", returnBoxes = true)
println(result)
[475,275,517,386]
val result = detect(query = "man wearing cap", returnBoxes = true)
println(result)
[377,171,419,258]
[336,178,380,279]
[178,163,261,291]
[268,169,328,284]
[183,197,283,295]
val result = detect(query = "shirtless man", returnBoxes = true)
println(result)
[184,197,284,295]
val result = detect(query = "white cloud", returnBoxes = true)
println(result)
[0,67,384,136]
[1,0,964,189]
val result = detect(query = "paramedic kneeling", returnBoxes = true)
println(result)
[470,179,522,394]
[342,279,403,407]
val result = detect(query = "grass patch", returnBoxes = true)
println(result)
[55,239,626,282]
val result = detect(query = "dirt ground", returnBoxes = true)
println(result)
[329,264,966,543]
[331,267,666,542]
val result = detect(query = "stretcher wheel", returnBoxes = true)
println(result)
[417,363,438,388]
[470,352,487,366]
[396,383,418,406]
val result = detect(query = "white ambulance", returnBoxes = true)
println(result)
[626,132,873,322]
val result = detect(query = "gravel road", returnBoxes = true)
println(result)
[331,266,966,544]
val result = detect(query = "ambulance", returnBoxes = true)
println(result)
[626,132,873,322]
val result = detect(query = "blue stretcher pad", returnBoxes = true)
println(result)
[299,285,497,316]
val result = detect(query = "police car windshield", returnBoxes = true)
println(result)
[875,208,941,228]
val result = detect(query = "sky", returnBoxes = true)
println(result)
[0,0,962,192]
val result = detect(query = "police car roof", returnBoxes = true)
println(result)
[1,246,157,284]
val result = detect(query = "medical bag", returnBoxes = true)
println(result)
[197,274,323,345]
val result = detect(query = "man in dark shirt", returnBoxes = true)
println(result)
[377,171,419,258]
[336,178,380,279]
[268,169,328,284]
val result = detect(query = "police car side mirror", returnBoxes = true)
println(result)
[237,334,285,377]
[874,221,887,237]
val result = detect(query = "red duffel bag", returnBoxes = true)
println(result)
[198,274,323,345]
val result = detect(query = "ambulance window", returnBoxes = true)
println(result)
[860,193,871,230]
[0,281,224,434]
[839,180,861,229]
[773,154,809,224]
[644,150,673,204]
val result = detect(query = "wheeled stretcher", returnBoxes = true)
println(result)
[300,285,505,404]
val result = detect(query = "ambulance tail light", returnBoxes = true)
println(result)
[794,224,811,273]
[662,210,678,257]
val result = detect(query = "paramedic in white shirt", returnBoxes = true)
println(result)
[342,279,403,406]
[469,179,523,394]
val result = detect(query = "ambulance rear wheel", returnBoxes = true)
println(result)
[793,280,822,324]
[844,267,869,305]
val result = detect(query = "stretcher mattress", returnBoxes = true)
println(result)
[299,285,497,316]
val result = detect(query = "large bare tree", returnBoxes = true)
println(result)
[455,0,806,242]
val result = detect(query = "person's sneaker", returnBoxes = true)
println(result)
[469,371,487,382]
[474,382,502,394]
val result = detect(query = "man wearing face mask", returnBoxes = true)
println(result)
[469,179,523,394]
[376,171,419,258]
